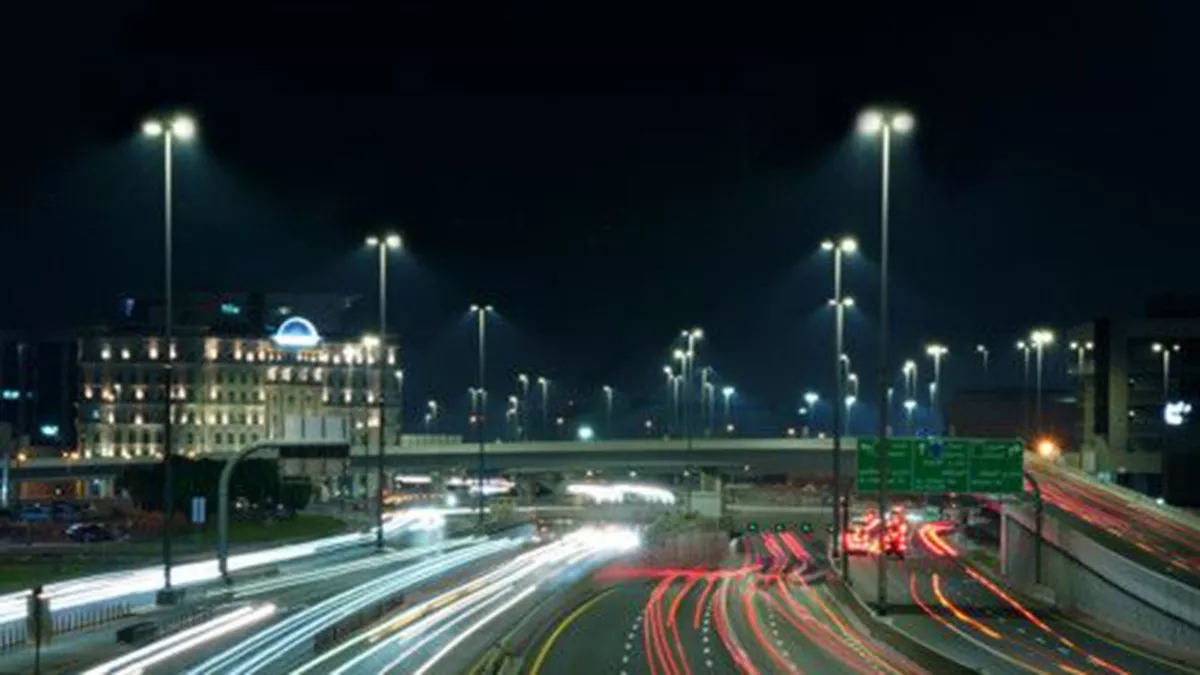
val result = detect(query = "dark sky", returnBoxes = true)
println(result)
[1,3,1195,434]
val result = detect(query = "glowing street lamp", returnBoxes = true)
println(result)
[142,112,198,600]
[469,303,494,523]
[1030,329,1055,432]
[363,231,401,551]
[924,343,948,411]
[858,107,914,608]
[901,360,918,400]
[975,344,990,386]
[1152,342,1182,402]
[602,385,614,437]
[903,399,917,433]
[721,386,736,433]
[1068,341,1094,381]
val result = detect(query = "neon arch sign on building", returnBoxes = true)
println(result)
[271,316,323,349]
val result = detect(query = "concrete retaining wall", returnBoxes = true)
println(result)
[1003,504,1200,660]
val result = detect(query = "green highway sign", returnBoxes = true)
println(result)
[856,437,1024,494]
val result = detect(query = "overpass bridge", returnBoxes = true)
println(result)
[5,437,861,483]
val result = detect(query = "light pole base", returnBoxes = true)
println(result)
[155,587,185,606]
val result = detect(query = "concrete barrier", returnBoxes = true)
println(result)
[1004,504,1200,662]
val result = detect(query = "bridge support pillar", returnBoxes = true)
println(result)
[690,470,725,519]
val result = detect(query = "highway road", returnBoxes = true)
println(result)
[846,521,1197,675]
[78,534,532,674]
[1027,458,1200,586]
[0,507,447,632]
[531,530,929,674]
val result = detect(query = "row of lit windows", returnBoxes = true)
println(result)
[85,410,269,426]
[93,339,398,367]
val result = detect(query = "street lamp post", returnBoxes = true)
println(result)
[903,399,917,434]
[516,374,530,440]
[662,366,676,434]
[470,304,493,525]
[976,344,990,387]
[537,376,550,439]
[680,329,703,450]
[824,234,858,580]
[507,395,520,441]
[844,395,856,435]
[1069,341,1094,382]
[427,400,439,433]
[365,233,401,551]
[142,113,196,602]
[1030,329,1055,434]
[721,386,735,433]
[1016,340,1033,434]
[602,385,614,437]
[1152,342,1181,404]
[902,360,917,400]
[698,367,713,436]
[925,344,948,413]
[803,391,819,434]
[858,106,914,615]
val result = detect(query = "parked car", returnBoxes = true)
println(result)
[65,522,115,543]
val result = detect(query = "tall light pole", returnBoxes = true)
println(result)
[427,400,439,433]
[803,391,819,434]
[602,385,614,437]
[506,395,519,441]
[516,374,530,440]
[662,366,676,434]
[365,232,401,551]
[858,106,914,615]
[537,376,550,439]
[1016,340,1033,434]
[142,113,195,602]
[845,395,857,435]
[848,372,859,398]
[903,399,917,434]
[469,304,493,525]
[925,344,948,413]
[698,367,713,436]
[976,344,990,387]
[721,386,735,433]
[1030,329,1055,434]
[680,328,703,450]
[824,233,858,579]
[1152,342,1181,403]
[901,360,917,400]
[1069,340,1094,381]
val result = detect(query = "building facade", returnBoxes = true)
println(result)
[76,292,402,460]
[1069,314,1200,499]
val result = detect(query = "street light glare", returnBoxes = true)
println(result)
[904,399,917,411]
[170,115,196,140]
[385,234,402,249]
[1030,329,1055,346]
[821,240,835,251]
[892,111,915,133]
[722,386,735,397]
[840,237,858,253]
[142,120,164,137]
[843,297,856,307]
[804,391,819,405]
[361,334,381,348]
[857,110,884,135]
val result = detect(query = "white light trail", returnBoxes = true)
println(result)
[81,603,275,675]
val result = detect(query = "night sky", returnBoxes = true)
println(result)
[1,4,1195,434]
